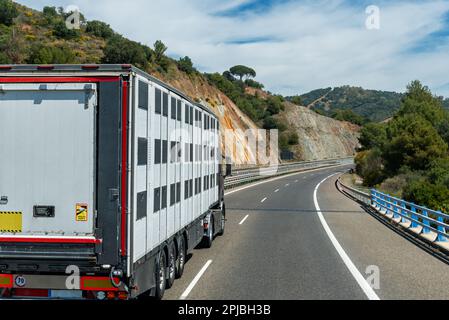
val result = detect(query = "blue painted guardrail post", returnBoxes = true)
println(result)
[401,201,409,224]
[422,209,431,234]
[411,205,419,228]
[393,200,400,219]
[437,214,447,242]
[382,194,388,214]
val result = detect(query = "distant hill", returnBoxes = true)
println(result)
[293,86,404,122]
[295,86,449,122]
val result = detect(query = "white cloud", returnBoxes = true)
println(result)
[17,0,449,97]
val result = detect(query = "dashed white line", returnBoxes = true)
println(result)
[180,260,213,300]
[285,183,290,187]
[295,180,299,183]
[261,197,267,203]
[239,215,249,225]
[313,173,380,301]
[274,189,280,193]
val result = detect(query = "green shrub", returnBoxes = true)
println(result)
[53,20,80,39]
[27,44,76,64]
[86,20,114,38]
[43,6,58,24]
[359,122,387,151]
[383,114,448,174]
[403,179,449,212]
[289,95,302,106]
[177,56,196,75]
[288,132,299,145]
[354,149,385,186]
[245,79,264,89]
[0,0,18,26]
[332,109,367,126]
[102,35,148,69]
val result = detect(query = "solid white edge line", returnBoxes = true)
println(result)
[239,215,249,225]
[313,173,380,301]
[261,197,267,203]
[180,260,213,300]
[224,163,351,197]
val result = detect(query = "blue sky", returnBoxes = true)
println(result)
[18,0,449,97]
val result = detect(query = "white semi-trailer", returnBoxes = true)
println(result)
[0,64,229,300]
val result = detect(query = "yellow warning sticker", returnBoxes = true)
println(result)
[76,204,88,222]
[0,212,22,233]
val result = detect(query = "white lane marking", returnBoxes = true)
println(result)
[239,215,249,225]
[295,180,299,183]
[313,173,380,301]
[261,197,267,203]
[285,183,290,187]
[224,163,351,196]
[274,189,280,193]
[180,260,213,300]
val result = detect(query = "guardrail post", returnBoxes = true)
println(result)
[436,214,447,242]
[401,201,409,223]
[382,194,387,213]
[411,205,418,228]
[422,210,431,234]
[371,190,376,208]
[393,200,400,219]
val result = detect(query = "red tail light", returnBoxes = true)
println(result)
[80,276,120,291]
[13,288,49,298]
[82,65,100,70]
[0,274,13,288]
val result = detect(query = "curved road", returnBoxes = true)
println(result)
[164,165,449,300]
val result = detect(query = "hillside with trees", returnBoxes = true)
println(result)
[355,80,449,212]
[294,86,402,122]
[295,85,449,123]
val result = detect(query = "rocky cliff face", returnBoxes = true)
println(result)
[278,102,360,160]
[155,70,262,165]
[157,71,360,164]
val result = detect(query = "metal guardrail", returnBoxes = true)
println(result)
[371,190,448,243]
[336,178,371,205]
[224,157,354,189]
[337,176,449,252]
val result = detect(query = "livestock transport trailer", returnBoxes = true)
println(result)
[0,64,229,300]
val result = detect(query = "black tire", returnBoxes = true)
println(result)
[218,204,226,236]
[166,245,176,289]
[203,217,214,248]
[175,237,186,279]
[154,251,167,300]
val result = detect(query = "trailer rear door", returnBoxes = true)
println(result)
[0,83,97,237]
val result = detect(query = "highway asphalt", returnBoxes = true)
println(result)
[164,165,449,300]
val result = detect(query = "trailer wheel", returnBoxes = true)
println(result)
[155,251,167,300]
[218,203,226,236]
[175,237,186,279]
[166,244,176,289]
